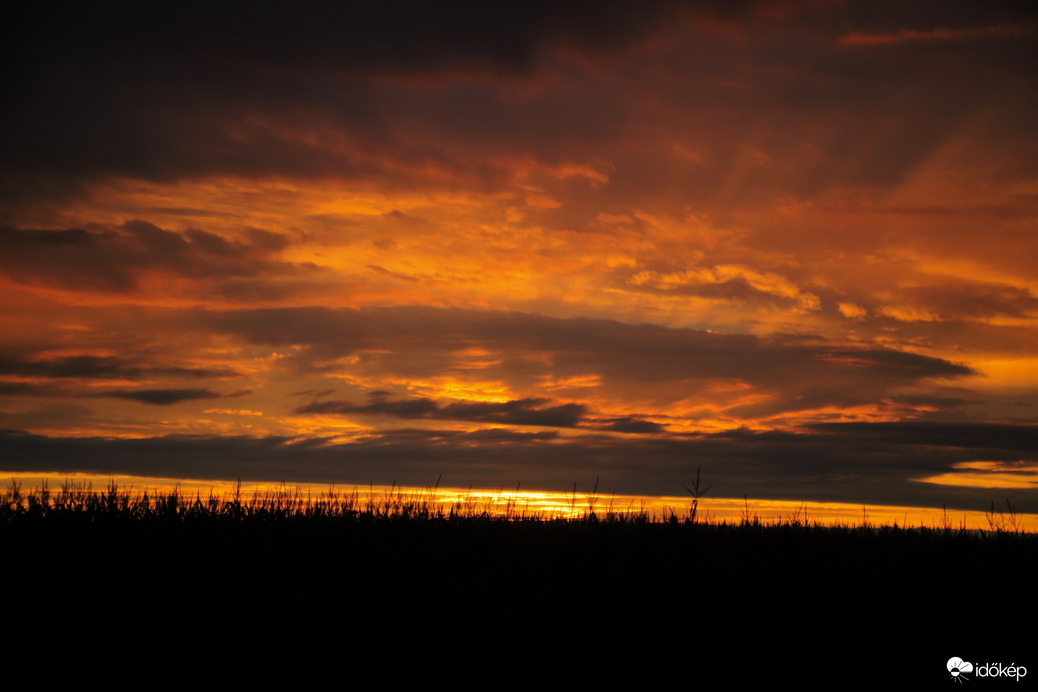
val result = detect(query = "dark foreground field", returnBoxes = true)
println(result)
[4,484,1034,684]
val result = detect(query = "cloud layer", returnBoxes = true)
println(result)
[2,1,1036,513]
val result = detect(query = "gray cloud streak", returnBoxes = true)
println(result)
[298,393,587,428]
[2,423,1034,513]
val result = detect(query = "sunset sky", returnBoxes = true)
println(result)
[2,0,1037,515]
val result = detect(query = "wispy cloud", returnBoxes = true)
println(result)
[840,23,1033,46]
[298,392,587,428]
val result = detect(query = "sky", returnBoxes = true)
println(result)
[2,0,1037,515]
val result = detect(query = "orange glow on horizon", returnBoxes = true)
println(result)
[4,472,1034,532]
[917,461,1038,490]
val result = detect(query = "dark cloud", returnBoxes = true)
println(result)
[101,388,232,405]
[0,222,299,293]
[816,348,972,379]
[0,0,690,193]
[0,381,42,396]
[898,282,1038,320]
[301,396,438,419]
[7,0,690,80]
[809,421,1038,454]
[298,393,587,428]
[822,310,1038,360]
[0,354,128,378]
[3,0,1032,207]
[203,305,974,415]
[2,422,1035,512]
[0,352,246,408]
[888,394,976,410]
[620,272,810,308]
[597,417,666,434]
[0,353,237,380]
[0,404,96,432]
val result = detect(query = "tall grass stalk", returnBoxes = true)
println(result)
[681,465,709,525]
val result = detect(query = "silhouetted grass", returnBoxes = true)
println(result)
[3,480,1034,679]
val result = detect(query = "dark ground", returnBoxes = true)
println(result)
[4,508,1034,685]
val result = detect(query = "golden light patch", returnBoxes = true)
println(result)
[967,358,1038,387]
[202,409,264,416]
[282,414,371,436]
[402,378,516,403]
[627,264,820,309]
[838,302,867,319]
[657,418,743,434]
[537,374,602,391]
[878,305,943,322]
[753,404,906,430]
[917,461,1038,490]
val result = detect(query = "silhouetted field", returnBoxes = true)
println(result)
[4,483,1034,682]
